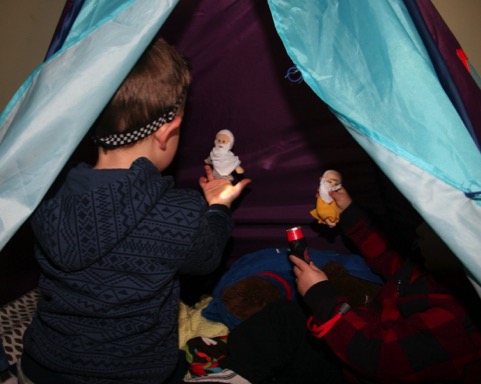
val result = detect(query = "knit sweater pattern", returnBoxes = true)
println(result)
[23,157,233,383]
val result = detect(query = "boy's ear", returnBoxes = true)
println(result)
[153,116,182,149]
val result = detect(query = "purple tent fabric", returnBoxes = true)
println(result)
[158,0,420,264]
[44,0,85,60]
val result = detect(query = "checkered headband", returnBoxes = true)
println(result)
[92,93,184,148]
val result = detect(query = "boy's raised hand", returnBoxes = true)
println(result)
[199,165,251,208]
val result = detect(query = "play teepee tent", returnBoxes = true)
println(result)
[1,0,480,302]
[268,0,481,293]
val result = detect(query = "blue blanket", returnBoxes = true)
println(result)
[202,247,383,329]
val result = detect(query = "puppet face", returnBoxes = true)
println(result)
[322,171,341,189]
[215,133,232,150]
[214,129,235,151]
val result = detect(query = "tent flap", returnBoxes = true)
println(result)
[0,0,179,250]
[267,0,481,287]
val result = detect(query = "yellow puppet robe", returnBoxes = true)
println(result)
[310,197,340,226]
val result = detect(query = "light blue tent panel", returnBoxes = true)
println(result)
[0,0,179,250]
[268,0,481,292]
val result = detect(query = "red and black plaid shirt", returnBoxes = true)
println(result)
[304,204,481,383]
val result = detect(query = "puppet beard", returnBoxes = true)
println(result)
[209,146,239,176]
[319,180,341,203]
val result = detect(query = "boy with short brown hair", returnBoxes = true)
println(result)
[19,36,250,384]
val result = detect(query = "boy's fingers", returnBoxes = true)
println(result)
[204,165,215,180]
[234,178,252,191]
[289,255,307,270]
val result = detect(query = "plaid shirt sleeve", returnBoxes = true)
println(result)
[303,204,481,383]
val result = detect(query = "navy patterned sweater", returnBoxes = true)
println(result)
[22,157,233,383]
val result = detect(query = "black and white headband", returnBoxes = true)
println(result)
[92,93,185,148]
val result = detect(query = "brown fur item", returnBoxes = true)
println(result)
[220,276,282,320]
[219,262,381,322]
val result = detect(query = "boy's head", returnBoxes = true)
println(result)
[91,37,191,149]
